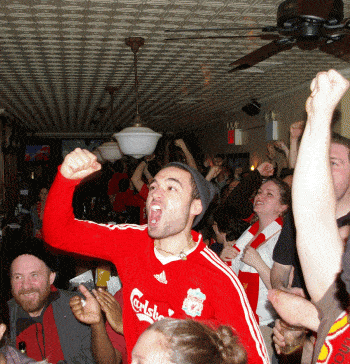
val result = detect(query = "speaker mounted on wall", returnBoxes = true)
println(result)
[242,99,261,116]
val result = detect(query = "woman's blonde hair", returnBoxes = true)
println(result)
[146,318,247,364]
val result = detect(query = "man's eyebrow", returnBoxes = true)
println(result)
[167,177,183,188]
[12,270,41,276]
[330,157,343,162]
[149,177,183,188]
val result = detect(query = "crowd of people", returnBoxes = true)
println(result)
[1,69,350,364]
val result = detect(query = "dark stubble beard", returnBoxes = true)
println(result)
[148,210,191,240]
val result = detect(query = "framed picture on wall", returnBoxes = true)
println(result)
[24,145,50,162]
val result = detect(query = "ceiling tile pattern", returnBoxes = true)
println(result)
[1,0,350,137]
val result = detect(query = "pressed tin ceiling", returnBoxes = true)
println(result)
[1,0,350,138]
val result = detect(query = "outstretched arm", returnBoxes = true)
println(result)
[174,139,198,170]
[268,289,320,332]
[293,70,349,302]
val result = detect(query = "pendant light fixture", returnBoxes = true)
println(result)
[114,37,162,159]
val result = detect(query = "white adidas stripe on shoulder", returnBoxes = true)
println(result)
[201,247,269,364]
[76,219,148,231]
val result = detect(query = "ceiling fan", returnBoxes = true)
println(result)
[165,0,350,72]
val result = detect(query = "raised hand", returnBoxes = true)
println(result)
[174,139,186,149]
[305,69,349,121]
[290,121,305,140]
[257,162,274,177]
[274,140,287,150]
[61,148,101,180]
[144,153,155,162]
[69,285,102,325]
[205,165,221,181]
[94,288,123,334]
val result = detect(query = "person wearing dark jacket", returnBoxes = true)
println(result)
[7,241,122,364]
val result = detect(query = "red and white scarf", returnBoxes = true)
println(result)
[231,217,283,321]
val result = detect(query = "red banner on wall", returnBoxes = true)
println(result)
[228,129,235,144]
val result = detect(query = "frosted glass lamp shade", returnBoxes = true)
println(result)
[114,126,162,159]
[94,141,122,163]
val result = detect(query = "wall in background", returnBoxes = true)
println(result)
[196,82,311,167]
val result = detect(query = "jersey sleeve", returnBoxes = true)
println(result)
[43,168,148,266]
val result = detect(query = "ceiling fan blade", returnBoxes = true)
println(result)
[228,40,295,72]
[165,26,265,33]
[319,33,350,62]
[165,34,280,41]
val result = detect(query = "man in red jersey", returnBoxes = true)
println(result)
[43,150,269,364]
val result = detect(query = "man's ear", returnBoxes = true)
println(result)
[191,199,203,216]
[50,272,56,285]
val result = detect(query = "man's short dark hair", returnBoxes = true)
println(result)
[332,133,350,161]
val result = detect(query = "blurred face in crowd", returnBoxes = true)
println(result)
[253,181,287,219]
[11,255,56,317]
[146,166,202,239]
[131,329,169,364]
[330,143,350,202]
[213,157,224,166]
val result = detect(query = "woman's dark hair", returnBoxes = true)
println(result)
[261,177,291,213]
[147,318,247,364]
[218,218,250,242]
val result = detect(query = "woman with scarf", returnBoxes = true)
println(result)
[230,177,291,359]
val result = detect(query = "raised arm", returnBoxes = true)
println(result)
[293,70,349,302]
[143,164,153,184]
[174,139,198,170]
[289,121,304,169]
[43,148,145,264]
[274,140,290,161]
[131,160,148,192]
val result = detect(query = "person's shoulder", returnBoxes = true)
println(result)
[195,244,236,279]
[7,298,17,310]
